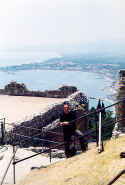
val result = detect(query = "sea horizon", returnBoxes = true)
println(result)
[0,50,62,67]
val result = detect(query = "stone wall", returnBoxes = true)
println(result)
[113,69,125,137]
[2,81,77,98]
[6,91,88,149]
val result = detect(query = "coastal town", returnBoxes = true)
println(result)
[0,54,123,82]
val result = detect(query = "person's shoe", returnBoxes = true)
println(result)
[65,152,71,158]
[65,154,71,158]
[81,147,87,152]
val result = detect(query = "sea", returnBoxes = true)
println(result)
[0,51,115,109]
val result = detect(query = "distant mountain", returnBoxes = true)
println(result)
[0,54,125,82]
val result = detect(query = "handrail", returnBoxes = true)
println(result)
[0,146,18,185]
[43,98,125,138]
[5,98,124,143]
[69,98,125,124]
[5,97,125,134]
[107,169,125,185]
[13,141,64,165]
[10,113,119,149]
[2,98,125,184]
[32,130,64,137]
[13,116,125,166]
[6,98,125,152]
[12,132,62,145]
[10,117,125,185]
[40,100,117,134]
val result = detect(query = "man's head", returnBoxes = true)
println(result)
[63,102,70,114]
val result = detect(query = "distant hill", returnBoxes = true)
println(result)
[0,54,125,82]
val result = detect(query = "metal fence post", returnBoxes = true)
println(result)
[0,146,18,185]
[98,112,102,153]
[1,123,4,145]
[49,145,52,163]
[96,121,98,147]
[13,145,16,184]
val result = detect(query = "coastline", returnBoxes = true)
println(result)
[92,70,117,103]
[0,67,118,184]
[0,62,118,107]
[1,68,116,97]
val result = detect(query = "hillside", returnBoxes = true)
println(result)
[0,54,124,83]
[18,136,125,185]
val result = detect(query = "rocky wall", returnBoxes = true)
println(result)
[113,70,125,137]
[2,82,77,98]
[6,91,88,149]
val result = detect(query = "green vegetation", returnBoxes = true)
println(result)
[89,103,115,141]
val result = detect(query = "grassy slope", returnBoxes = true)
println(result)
[19,136,125,185]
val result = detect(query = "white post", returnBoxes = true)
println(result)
[98,111,102,153]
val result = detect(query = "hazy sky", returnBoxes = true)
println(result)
[0,0,125,51]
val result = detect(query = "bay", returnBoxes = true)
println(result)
[0,69,112,108]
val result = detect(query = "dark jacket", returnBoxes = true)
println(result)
[60,111,76,136]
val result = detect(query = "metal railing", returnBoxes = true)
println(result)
[10,117,125,184]
[2,115,123,185]
[0,118,5,145]
[2,97,125,184]
[0,146,18,185]
[107,169,125,185]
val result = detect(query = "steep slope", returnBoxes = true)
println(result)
[19,136,125,185]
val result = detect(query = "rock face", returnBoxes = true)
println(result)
[5,91,88,150]
[4,82,28,96]
[2,81,77,98]
[44,92,89,150]
[114,70,125,136]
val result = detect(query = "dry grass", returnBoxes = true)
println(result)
[19,136,125,185]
